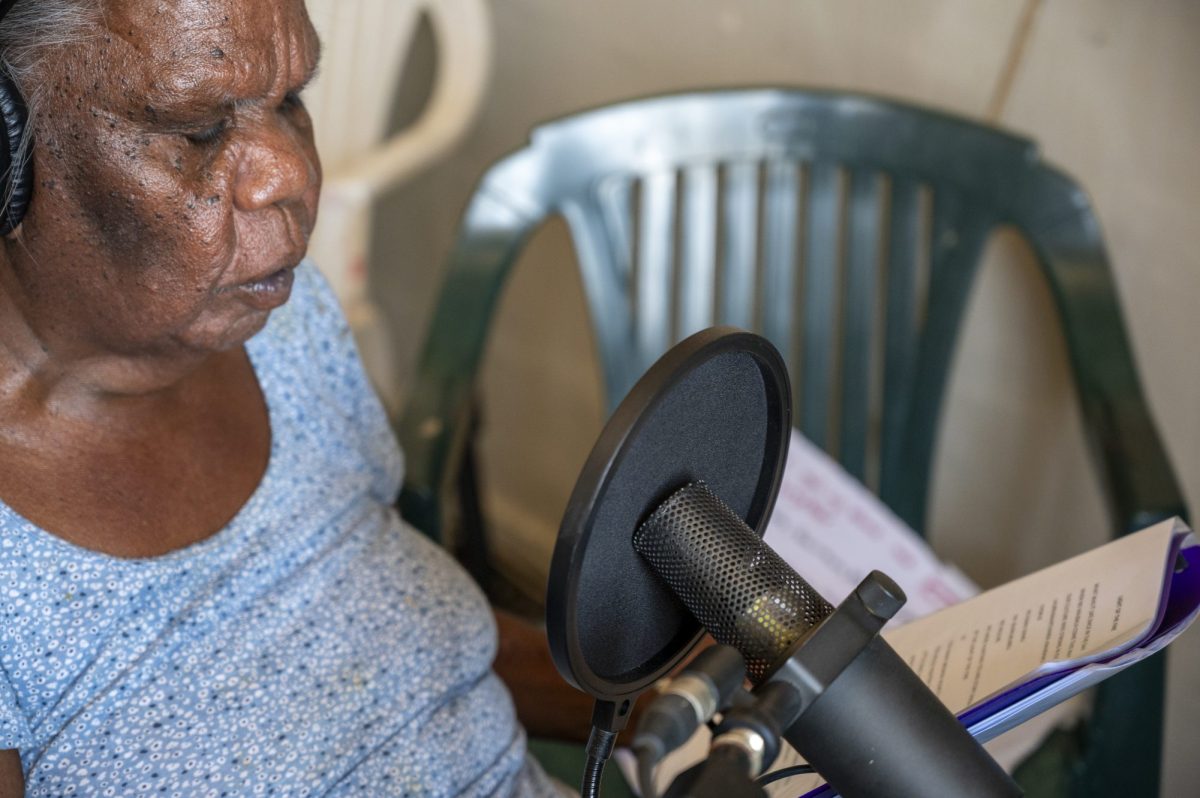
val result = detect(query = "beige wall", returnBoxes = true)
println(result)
[369,1,1200,793]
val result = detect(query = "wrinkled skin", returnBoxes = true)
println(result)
[0,9,602,786]
[0,0,322,560]
[10,0,321,365]
[0,5,322,791]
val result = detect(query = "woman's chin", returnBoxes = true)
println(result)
[181,305,278,354]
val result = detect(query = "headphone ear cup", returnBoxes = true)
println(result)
[0,65,33,236]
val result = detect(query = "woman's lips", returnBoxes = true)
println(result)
[230,266,296,310]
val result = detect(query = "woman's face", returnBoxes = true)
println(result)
[10,0,322,358]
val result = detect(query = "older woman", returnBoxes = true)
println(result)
[0,0,567,795]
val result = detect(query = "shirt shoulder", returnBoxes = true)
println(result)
[248,260,404,504]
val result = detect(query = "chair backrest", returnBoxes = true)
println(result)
[399,89,1183,537]
[304,0,491,187]
[305,0,425,174]
[397,90,1188,798]
[303,0,491,407]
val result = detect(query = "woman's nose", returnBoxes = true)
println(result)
[232,113,320,213]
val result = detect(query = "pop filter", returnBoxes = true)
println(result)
[546,327,791,711]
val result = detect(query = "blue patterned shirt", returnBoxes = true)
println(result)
[0,263,559,797]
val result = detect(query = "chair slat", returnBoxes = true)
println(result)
[887,188,995,533]
[679,164,719,339]
[565,183,638,410]
[839,169,882,480]
[637,171,677,372]
[596,176,636,286]
[879,178,921,500]
[762,159,800,366]
[801,161,841,449]
[720,161,759,330]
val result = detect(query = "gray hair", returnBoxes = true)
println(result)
[0,0,101,213]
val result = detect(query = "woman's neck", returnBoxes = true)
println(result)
[0,265,213,415]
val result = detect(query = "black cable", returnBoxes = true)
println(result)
[580,725,618,798]
[755,763,816,787]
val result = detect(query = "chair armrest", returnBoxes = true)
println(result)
[1012,166,1188,534]
[397,368,474,541]
[1087,393,1188,533]
[395,173,547,541]
[332,0,492,196]
[308,0,493,305]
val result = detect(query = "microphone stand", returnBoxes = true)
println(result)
[663,747,766,798]
[663,681,804,798]
[655,572,1021,797]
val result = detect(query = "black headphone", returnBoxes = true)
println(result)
[0,0,33,236]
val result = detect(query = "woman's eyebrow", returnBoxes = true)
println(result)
[143,82,234,118]
[140,36,322,113]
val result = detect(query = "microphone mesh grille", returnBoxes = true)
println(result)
[633,482,834,683]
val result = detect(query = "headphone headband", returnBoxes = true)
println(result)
[0,0,32,235]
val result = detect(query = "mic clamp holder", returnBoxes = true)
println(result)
[764,571,1023,798]
[710,680,805,777]
[661,680,805,798]
[632,644,747,768]
[662,745,768,798]
[658,573,908,798]
[765,569,905,709]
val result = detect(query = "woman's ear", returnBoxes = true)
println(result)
[0,65,33,237]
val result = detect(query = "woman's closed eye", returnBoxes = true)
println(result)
[279,90,312,128]
[281,90,305,111]
[184,117,231,146]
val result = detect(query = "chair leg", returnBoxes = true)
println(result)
[1010,653,1164,798]
[1069,653,1165,798]
[455,404,494,590]
[455,401,544,617]
[1012,723,1081,798]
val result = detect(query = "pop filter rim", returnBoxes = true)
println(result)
[546,327,791,704]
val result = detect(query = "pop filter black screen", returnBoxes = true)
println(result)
[547,327,791,706]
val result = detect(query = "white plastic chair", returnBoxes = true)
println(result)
[303,0,492,407]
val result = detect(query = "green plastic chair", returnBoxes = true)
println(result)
[396,89,1187,797]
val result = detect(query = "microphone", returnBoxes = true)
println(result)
[635,481,1020,798]
[546,327,1020,798]
[635,482,835,683]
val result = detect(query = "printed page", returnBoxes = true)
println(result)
[764,430,977,624]
[881,517,1179,713]
[763,519,1181,797]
